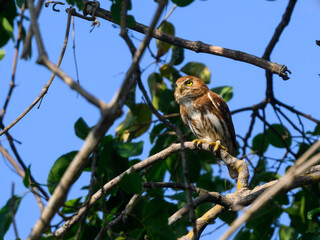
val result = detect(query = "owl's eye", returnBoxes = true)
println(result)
[186,80,193,86]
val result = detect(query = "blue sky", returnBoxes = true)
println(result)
[1,0,320,239]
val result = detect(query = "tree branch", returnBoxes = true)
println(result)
[53,141,245,237]
[219,141,320,240]
[0,146,44,211]
[81,2,290,80]
[27,1,167,239]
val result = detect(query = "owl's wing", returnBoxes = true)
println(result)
[207,91,237,149]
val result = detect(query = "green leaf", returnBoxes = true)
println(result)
[0,196,22,238]
[169,45,184,66]
[160,64,181,85]
[219,211,238,225]
[47,151,78,194]
[142,198,169,221]
[307,207,320,220]
[74,117,90,140]
[110,1,136,28]
[2,17,14,40]
[98,135,129,181]
[252,133,269,155]
[186,152,201,182]
[297,142,311,158]
[299,229,320,240]
[119,171,142,194]
[0,49,5,61]
[234,227,251,240]
[62,197,82,214]
[279,225,299,240]
[157,89,176,114]
[171,0,194,7]
[16,0,25,8]
[116,104,152,141]
[66,0,84,10]
[211,86,233,102]
[150,123,166,143]
[310,124,320,136]
[148,73,166,110]
[156,21,175,57]
[266,124,292,148]
[23,165,31,188]
[0,0,17,47]
[146,161,166,182]
[180,62,211,83]
[114,141,143,158]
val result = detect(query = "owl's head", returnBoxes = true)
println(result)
[174,76,208,105]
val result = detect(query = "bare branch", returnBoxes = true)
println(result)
[262,0,297,60]
[0,8,73,137]
[0,146,44,211]
[83,3,290,80]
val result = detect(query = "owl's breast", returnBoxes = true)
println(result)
[181,105,231,145]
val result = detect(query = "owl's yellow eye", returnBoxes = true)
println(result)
[186,80,193,86]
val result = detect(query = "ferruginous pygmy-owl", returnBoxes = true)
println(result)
[174,76,237,156]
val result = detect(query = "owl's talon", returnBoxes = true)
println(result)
[192,139,228,153]
[211,140,228,152]
[192,139,205,147]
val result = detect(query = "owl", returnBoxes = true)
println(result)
[174,76,236,156]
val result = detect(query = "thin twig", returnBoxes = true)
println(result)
[262,0,297,60]
[276,99,320,124]
[274,106,312,144]
[0,121,49,201]
[0,8,74,137]
[0,146,44,211]
[157,3,177,28]
[72,16,80,85]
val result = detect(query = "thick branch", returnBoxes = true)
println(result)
[82,2,290,80]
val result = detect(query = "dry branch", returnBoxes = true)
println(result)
[0,146,44,211]
[82,2,290,80]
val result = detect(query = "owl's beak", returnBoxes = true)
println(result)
[177,85,183,94]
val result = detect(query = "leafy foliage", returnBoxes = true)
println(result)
[1,0,320,239]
